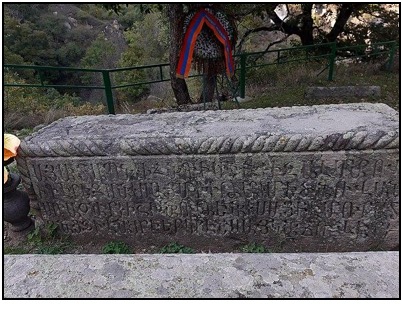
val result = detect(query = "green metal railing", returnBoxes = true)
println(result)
[4,40,398,114]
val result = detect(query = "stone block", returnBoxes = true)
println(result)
[16,103,399,252]
[305,86,381,99]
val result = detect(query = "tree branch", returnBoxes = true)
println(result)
[326,4,365,42]
[236,25,280,53]
[252,34,291,63]
[265,7,300,36]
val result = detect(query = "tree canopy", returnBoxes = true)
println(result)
[4,3,399,106]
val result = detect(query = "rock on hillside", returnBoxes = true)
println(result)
[47,4,128,102]
[46,4,127,65]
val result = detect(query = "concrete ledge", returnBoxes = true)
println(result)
[305,86,381,99]
[4,251,399,298]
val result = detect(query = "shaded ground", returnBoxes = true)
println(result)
[4,220,243,255]
[4,221,103,254]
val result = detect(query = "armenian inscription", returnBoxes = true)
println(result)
[26,150,399,251]
[17,103,400,251]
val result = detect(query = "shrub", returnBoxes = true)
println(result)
[4,71,106,130]
[159,242,194,254]
[102,241,131,254]
[241,243,266,253]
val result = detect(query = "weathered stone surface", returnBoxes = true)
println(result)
[305,86,381,99]
[16,103,399,252]
[4,252,400,298]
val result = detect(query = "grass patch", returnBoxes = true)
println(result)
[102,241,131,254]
[27,223,72,255]
[159,242,194,254]
[4,246,31,254]
[241,243,267,253]
[221,61,399,112]
[3,223,73,255]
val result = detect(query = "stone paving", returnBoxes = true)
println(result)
[4,251,399,298]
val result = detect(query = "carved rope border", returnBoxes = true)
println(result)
[18,130,399,158]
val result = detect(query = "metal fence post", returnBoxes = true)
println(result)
[239,53,247,98]
[102,70,115,115]
[387,41,397,72]
[159,65,164,81]
[38,70,45,86]
[328,41,336,81]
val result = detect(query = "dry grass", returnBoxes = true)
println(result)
[228,59,400,111]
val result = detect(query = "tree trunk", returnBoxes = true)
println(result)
[299,31,314,46]
[326,4,365,42]
[199,72,216,103]
[168,4,192,105]
[265,4,362,46]
[299,4,314,46]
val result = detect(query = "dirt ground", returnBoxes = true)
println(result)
[3,218,264,255]
[3,219,205,255]
[3,220,106,254]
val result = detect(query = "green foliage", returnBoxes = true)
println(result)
[27,223,59,244]
[241,243,266,253]
[159,242,194,254]
[37,12,68,38]
[4,70,105,130]
[114,11,169,103]
[114,51,149,102]
[15,128,35,139]
[114,6,142,29]
[27,227,42,245]
[4,46,27,65]
[124,11,169,64]
[56,42,85,66]
[3,3,399,117]
[4,17,55,66]
[223,57,399,113]
[235,3,399,55]
[4,4,119,118]
[102,241,131,254]
[78,4,120,20]
[26,223,70,254]
[46,223,59,238]
[80,33,117,86]
[3,4,115,88]
[5,3,46,22]
[81,33,116,69]
[100,3,165,28]
[4,247,30,254]
[342,4,399,46]
[36,246,65,254]
[100,3,129,15]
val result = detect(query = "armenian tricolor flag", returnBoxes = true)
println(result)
[176,9,234,79]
